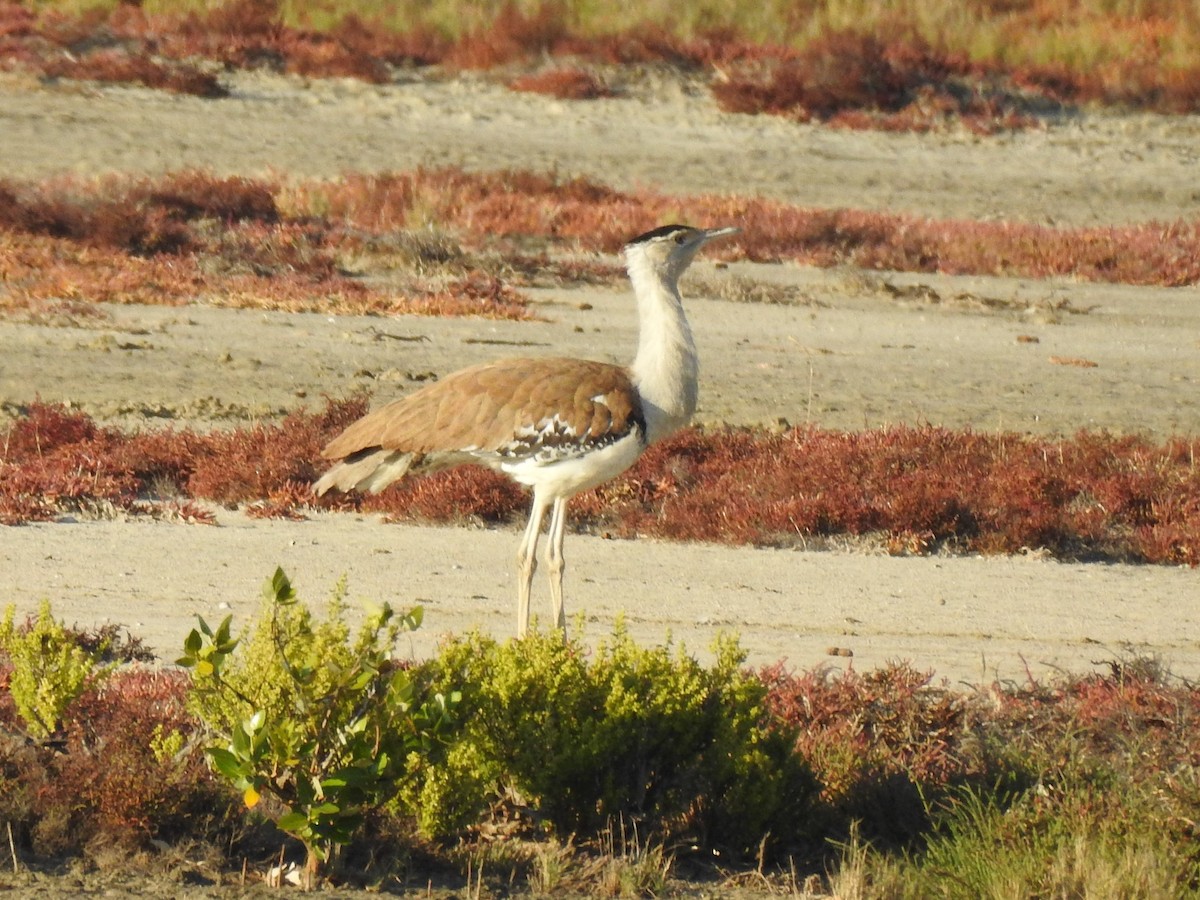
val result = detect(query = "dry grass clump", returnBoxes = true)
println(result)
[3,402,1198,566]
[508,66,615,100]
[38,47,226,97]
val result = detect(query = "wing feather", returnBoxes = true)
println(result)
[320,358,644,463]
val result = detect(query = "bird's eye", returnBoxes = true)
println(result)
[674,233,687,245]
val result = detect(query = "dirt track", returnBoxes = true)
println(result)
[2,68,1199,684]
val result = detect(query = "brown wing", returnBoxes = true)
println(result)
[321,358,644,462]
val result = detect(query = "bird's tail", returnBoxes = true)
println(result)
[312,449,416,496]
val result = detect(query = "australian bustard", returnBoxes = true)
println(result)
[313,224,738,637]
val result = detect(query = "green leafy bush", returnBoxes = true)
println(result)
[180,567,460,886]
[0,600,113,740]
[410,625,817,855]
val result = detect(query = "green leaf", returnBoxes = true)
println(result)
[324,765,371,789]
[183,628,202,656]
[276,811,310,835]
[213,616,237,653]
[231,721,253,756]
[207,747,246,781]
[266,567,296,605]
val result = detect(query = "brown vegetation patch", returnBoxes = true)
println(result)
[3,166,1199,326]
[762,656,1200,850]
[293,168,1200,287]
[0,665,235,858]
[4,1,1200,126]
[712,30,1041,134]
[335,169,1200,286]
[3,402,1198,566]
[0,171,536,319]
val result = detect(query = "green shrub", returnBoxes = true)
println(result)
[180,567,460,887]
[409,624,817,855]
[0,600,113,740]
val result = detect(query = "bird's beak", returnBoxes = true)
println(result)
[699,226,739,243]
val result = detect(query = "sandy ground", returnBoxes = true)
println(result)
[2,68,1199,685]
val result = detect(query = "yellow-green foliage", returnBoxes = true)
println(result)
[409,624,817,852]
[186,573,358,734]
[0,600,111,740]
[181,568,459,883]
[149,723,186,763]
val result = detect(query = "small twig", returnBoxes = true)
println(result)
[804,354,814,427]
[7,820,18,873]
[368,327,429,343]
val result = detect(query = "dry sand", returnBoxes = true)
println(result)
[2,68,1199,685]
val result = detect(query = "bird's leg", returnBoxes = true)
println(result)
[516,493,551,638]
[545,497,569,634]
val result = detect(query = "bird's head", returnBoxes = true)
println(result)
[623,224,739,285]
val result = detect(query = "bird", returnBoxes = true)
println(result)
[313,224,738,637]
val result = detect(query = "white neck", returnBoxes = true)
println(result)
[626,250,699,444]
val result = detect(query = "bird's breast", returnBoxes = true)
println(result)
[497,426,646,497]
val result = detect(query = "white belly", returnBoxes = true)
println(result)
[499,430,645,499]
